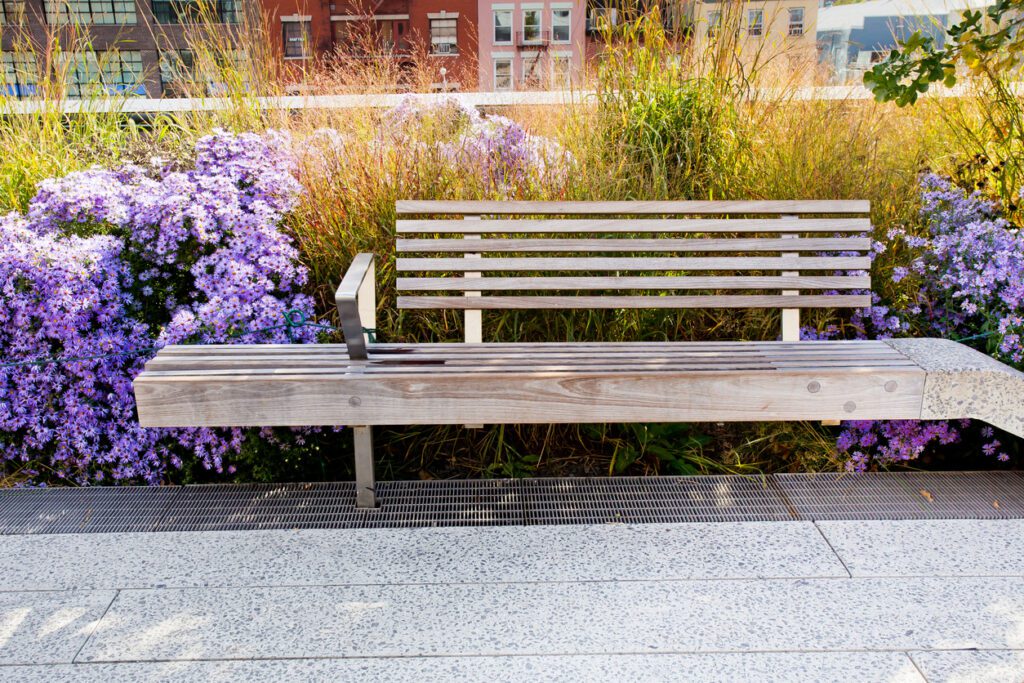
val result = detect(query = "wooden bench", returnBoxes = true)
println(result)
[134,201,1024,508]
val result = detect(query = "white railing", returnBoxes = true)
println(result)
[2,83,1018,114]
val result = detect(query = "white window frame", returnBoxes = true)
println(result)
[429,16,458,55]
[520,50,542,86]
[788,7,804,36]
[283,19,312,59]
[707,10,721,37]
[493,55,513,91]
[551,7,570,43]
[747,9,763,37]
[521,8,542,43]
[550,51,571,88]
[493,7,512,45]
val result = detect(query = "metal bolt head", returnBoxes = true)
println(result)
[807,381,821,393]
[844,401,856,413]
[348,396,362,407]
[884,380,898,393]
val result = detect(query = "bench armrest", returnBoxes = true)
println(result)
[335,253,376,360]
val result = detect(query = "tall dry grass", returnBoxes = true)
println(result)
[0,6,1001,478]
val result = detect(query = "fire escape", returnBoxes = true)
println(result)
[515,28,549,87]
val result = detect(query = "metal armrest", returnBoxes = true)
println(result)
[335,253,376,360]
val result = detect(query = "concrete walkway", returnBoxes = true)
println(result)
[1,520,1024,682]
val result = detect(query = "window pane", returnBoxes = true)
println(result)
[748,10,763,36]
[552,56,570,87]
[61,50,144,96]
[523,9,540,41]
[788,7,804,36]
[430,18,457,54]
[151,0,237,25]
[2,51,37,98]
[552,8,569,42]
[493,9,511,43]
[45,0,136,24]
[494,58,512,91]
[283,21,311,58]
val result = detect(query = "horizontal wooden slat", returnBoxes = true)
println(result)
[398,295,872,310]
[397,256,871,272]
[134,367,924,427]
[141,358,920,377]
[396,237,871,253]
[396,218,873,233]
[155,340,901,355]
[395,200,871,216]
[397,275,871,292]
[145,347,912,370]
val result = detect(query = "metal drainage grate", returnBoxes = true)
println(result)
[0,472,1022,534]
[522,475,792,524]
[156,483,361,532]
[775,471,1024,520]
[0,486,178,535]
[366,479,525,528]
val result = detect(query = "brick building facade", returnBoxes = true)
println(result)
[261,0,479,89]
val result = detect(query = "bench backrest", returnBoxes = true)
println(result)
[395,200,872,342]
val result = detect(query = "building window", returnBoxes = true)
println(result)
[159,49,195,95]
[1,0,26,24]
[587,6,616,31]
[788,7,804,36]
[551,55,570,88]
[493,58,512,91]
[748,9,763,37]
[61,51,144,97]
[493,8,512,44]
[283,20,312,59]
[521,8,541,43]
[521,52,542,86]
[151,0,238,24]
[2,51,36,98]
[44,0,136,25]
[552,8,570,43]
[707,11,720,37]
[430,17,457,55]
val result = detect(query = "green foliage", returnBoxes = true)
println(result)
[585,424,714,476]
[865,0,1024,212]
[594,9,747,200]
[865,1,1024,106]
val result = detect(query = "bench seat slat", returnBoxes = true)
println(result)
[397,275,871,291]
[398,295,872,310]
[396,238,871,253]
[140,359,920,378]
[395,200,871,215]
[147,347,907,364]
[144,352,915,372]
[397,256,871,272]
[396,218,872,233]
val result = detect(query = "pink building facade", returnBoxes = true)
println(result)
[477,0,586,90]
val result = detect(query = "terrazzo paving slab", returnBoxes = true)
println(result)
[0,590,116,665]
[1,652,926,682]
[910,650,1024,683]
[0,522,845,591]
[77,577,1024,662]
[817,519,1024,577]
[909,651,1024,683]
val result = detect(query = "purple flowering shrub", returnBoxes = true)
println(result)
[380,97,572,195]
[814,174,1023,469]
[1,130,315,484]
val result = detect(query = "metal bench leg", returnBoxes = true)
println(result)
[353,426,378,509]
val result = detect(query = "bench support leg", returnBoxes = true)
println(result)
[353,426,378,509]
